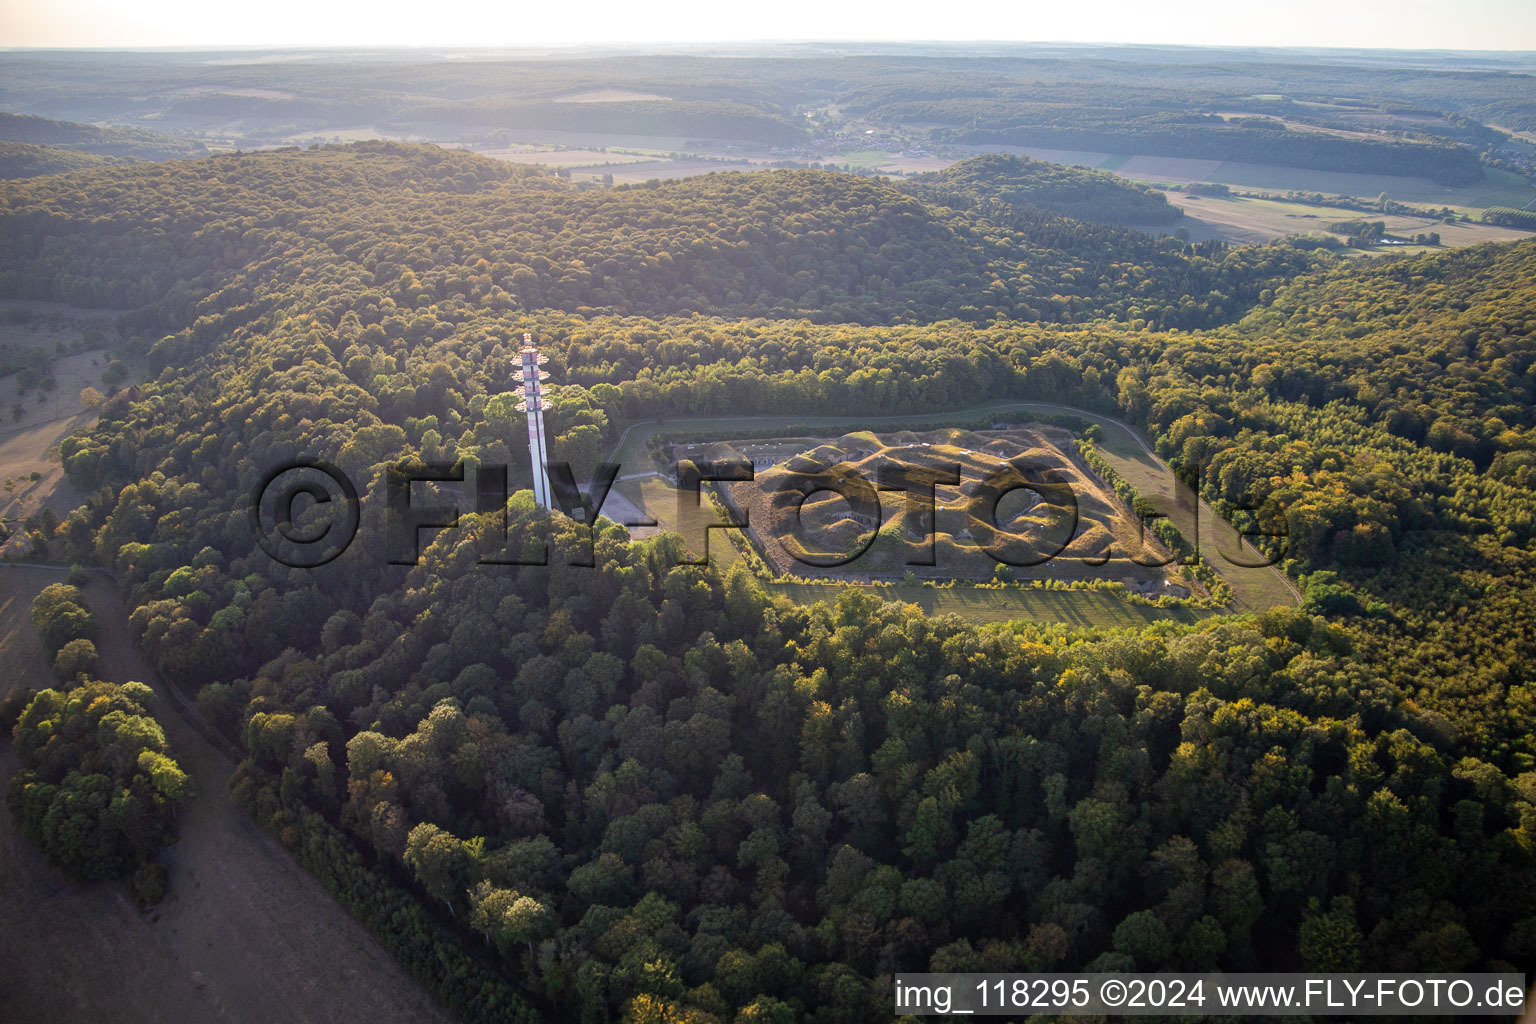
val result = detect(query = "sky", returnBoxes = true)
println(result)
[3,0,1535,51]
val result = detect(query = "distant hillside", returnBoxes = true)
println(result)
[394,99,809,146]
[0,141,1314,330]
[901,153,1181,225]
[0,112,207,161]
[0,141,124,179]
[922,107,1486,186]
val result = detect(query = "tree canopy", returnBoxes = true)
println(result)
[3,141,1534,1021]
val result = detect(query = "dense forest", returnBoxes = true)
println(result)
[3,142,1535,1021]
[0,143,1317,332]
[0,140,124,180]
[928,109,1486,186]
[0,112,207,161]
[4,584,191,907]
[900,153,1180,225]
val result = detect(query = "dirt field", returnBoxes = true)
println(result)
[597,478,662,540]
[0,567,452,1024]
[0,406,95,556]
[719,428,1191,589]
[0,303,135,556]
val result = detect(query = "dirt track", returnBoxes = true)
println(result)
[0,566,453,1024]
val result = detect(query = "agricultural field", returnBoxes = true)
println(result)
[1113,154,1224,181]
[1197,162,1536,209]
[477,127,699,153]
[880,149,1534,222]
[873,155,952,174]
[1153,191,1536,247]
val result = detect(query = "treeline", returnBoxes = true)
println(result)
[1482,207,1536,230]
[919,107,1485,185]
[1212,96,1507,148]
[1073,439,1230,603]
[901,153,1181,225]
[20,163,1533,764]
[232,768,542,1024]
[161,93,810,148]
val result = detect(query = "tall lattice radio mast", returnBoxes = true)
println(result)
[512,333,553,511]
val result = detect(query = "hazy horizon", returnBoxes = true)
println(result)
[4,0,1536,52]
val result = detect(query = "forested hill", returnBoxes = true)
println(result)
[901,153,1181,225]
[0,141,1316,330]
[0,140,124,179]
[0,112,207,161]
[6,135,1535,1022]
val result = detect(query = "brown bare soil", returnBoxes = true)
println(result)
[723,427,1188,587]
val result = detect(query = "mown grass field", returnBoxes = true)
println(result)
[615,475,741,569]
[1091,441,1299,611]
